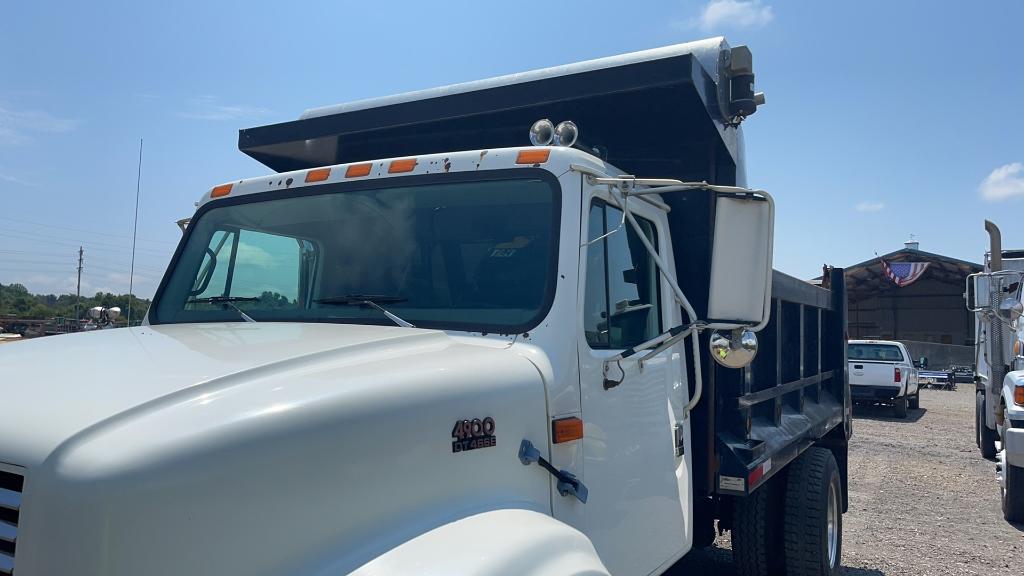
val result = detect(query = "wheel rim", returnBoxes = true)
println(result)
[827,480,839,569]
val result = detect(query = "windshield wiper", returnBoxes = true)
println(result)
[187,296,259,323]
[315,294,414,328]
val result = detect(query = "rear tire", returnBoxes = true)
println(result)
[1004,463,1024,523]
[783,447,843,576]
[893,395,908,419]
[733,476,784,576]
[908,391,920,410]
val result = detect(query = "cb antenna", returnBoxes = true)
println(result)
[128,138,143,326]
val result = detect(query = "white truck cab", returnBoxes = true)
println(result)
[967,220,1024,521]
[848,339,920,418]
[0,38,852,575]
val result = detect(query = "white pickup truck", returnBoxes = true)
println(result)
[849,339,920,418]
[0,38,853,575]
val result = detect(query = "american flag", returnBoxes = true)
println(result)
[881,260,930,287]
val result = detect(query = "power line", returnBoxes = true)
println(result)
[0,230,171,256]
[0,215,177,246]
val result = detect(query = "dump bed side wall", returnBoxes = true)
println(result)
[686,267,849,498]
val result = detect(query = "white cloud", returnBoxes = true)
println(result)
[692,0,774,31]
[855,201,885,213]
[0,170,37,187]
[979,162,1024,201]
[179,95,270,121]
[0,103,79,145]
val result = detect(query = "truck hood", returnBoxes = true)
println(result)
[0,322,510,467]
[5,322,554,575]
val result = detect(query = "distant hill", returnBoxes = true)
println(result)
[0,282,151,327]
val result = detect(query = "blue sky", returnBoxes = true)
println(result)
[1,0,1022,297]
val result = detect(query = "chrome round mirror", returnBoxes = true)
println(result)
[105,307,121,321]
[553,120,578,147]
[88,306,103,320]
[529,119,554,146]
[998,297,1023,324]
[709,329,758,369]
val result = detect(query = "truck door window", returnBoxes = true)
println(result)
[584,200,662,349]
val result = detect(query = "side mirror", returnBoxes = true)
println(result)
[105,307,121,321]
[966,273,987,312]
[997,297,1023,325]
[707,191,773,329]
[88,306,103,320]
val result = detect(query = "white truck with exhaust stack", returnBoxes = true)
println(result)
[967,220,1024,522]
[0,38,852,575]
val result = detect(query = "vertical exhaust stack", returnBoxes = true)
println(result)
[986,220,1003,271]
[983,220,1010,397]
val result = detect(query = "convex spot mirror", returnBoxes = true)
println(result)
[707,192,772,328]
[710,329,758,369]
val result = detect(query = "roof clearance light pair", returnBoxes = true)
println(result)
[529,119,578,148]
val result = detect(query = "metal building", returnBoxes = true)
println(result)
[826,239,982,366]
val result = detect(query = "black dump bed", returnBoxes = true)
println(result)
[238,38,850,503]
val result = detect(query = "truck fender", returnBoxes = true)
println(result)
[1002,372,1024,467]
[1003,373,1024,421]
[348,509,609,576]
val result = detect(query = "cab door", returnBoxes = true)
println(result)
[577,188,691,575]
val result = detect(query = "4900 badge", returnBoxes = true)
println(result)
[451,417,496,453]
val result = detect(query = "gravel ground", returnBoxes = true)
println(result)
[668,385,1024,575]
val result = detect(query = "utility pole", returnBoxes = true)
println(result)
[76,246,83,326]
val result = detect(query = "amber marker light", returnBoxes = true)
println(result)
[346,163,373,178]
[305,168,331,183]
[516,149,551,165]
[552,416,584,444]
[389,158,417,173]
[210,184,233,198]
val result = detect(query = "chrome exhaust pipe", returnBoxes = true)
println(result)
[985,220,1003,271]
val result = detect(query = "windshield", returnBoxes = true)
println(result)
[152,174,559,332]
[848,343,905,362]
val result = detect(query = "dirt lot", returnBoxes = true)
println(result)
[670,386,1024,575]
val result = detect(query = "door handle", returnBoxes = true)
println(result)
[674,424,685,457]
[853,364,863,369]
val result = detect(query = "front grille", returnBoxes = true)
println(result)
[0,469,23,575]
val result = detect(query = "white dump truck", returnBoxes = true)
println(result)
[967,220,1024,521]
[0,38,852,575]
